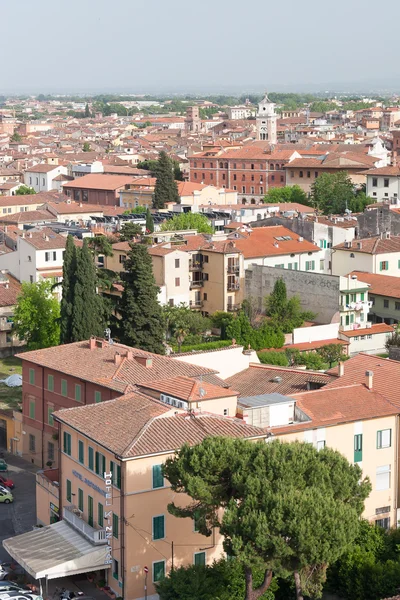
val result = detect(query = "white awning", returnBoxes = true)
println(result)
[3,521,110,580]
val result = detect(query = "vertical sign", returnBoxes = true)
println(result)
[104,471,113,565]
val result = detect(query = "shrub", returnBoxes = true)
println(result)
[258,351,288,366]
[173,340,233,353]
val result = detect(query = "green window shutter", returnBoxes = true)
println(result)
[294,263,298,270]
[288,263,292,270]
[95,452,100,475]
[152,464,164,489]
[153,561,165,583]
[63,432,71,456]
[61,379,67,397]
[29,399,35,420]
[113,513,119,539]
[88,496,93,527]
[78,488,84,512]
[193,510,200,533]
[361,292,365,301]
[194,552,206,567]
[110,460,121,488]
[110,460,114,481]
[88,447,94,471]
[48,374,54,391]
[75,384,81,402]
[312,261,315,270]
[102,454,106,477]
[345,294,349,304]
[48,406,54,426]
[66,479,72,502]
[345,315,350,326]
[153,515,165,540]
[354,434,363,462]
[398,260,400,269]
[116,465,121,489]
[29,368,35,385]
[95,391,101,403]
[98,502,104,528]
[78,440,84,464]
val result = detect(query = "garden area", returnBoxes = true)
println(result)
[0,355,22,412]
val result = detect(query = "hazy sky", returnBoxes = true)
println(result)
[1,0,399,94]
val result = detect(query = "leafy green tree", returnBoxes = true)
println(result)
[14,280,60,350]
[157,558,276,600]
[60,235,77,344]
[265,279,315,333]
[15,185,36,195]
[119,221,142,241]
[160,212,213,234]
[10,131,22,142]
[82,141,91,152]
[162,304,211,350]
[262,185,309,206]
[146,208,154,233]
[71,239,108,341]
[153,151,180,208]
[224,311,284,351]
[317,343,347,368]
[118,243,164,353]
[257,351,288,366]
[163,438,371,600]
[311,171,355,214]
[123,206,147,215]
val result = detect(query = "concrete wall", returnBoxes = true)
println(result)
[293,323,339,344]
[357,205,400,238]
[171,346,259,380]
[245,264,340,324]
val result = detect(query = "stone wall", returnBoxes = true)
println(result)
[388,347,400,362]
[245,264,341,324]
[356,204,400,238]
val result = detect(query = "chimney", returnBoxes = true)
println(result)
[135,355,153,368]
[114,352,122,366]
[338,361,345,377]
[89,337,96,350]
[365,370,373,390]
[126,350,133,361]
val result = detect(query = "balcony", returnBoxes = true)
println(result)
[227,282,240,292]
[189,300,203,309]
[63,505,106,545]
[227,264,240,274]
[227,303,241,312]
[189,260,203,271]
[0,320,13,331]
[190,280,204,289]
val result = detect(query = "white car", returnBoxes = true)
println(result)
[0,593,42,600]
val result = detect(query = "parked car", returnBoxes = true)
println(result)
[0,476,14,490]
[0,459,8,472]
[0,584,29,592]
[0,593,42,600]
[0,489,13,504]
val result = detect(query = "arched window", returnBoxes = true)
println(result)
[219,162,223,168]
[224,162,228,169]
[350,253,355,258]
[270,164,275,171]
[251,198,256,204]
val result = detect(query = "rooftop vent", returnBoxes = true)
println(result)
[272,376,282,383]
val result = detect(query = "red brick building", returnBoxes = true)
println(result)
[189,144,300,203]
[63,174,134,206]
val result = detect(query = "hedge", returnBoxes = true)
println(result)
[257,351,289,366]
[172,340,234,353]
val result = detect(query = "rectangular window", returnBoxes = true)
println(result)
[48,441,54,462]
[305,261,315,271]
[45,252,50,262]
[153,560,165,583]
[78,440,84,464]
[354,434,362,462]
[75,384,81,402]
[396,302,400,311]
[380,261,389,271]
[372,177,378,187]
[194,552,206,567]
[316,440,326,451]
[384,299,389,308]
[66,479,72,503]
[88,446,94,471]
[29,368,35,385]
[29,399,35,420]
[113,513,119,538]
[110,461,121,489]
[376,465,391,491]
[175,277,180,287]
[153,515,165,540]
[63,432,71,456]
[384,178,389,188]
[360,292,365,301]
[377,429,392,449]
[112,558,119,580]
[152,464,164,489]
[376,517,390,529]
[299,171,303,178]
[320,259,324,270]
[94,391,101,403]
[98,502,104,528]
[88,495,93,527]
[175,259,180,268]
[47,406,54,426]
[47,374,54,391]
[61,379,67,397]
[78,488,84,512]
[29,433,36,453]
[95,451,106,476]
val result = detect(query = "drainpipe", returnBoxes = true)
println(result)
[41,366,45,468]
[120,457,125,599]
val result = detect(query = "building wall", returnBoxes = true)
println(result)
[286,168,366,193]
[332,250,400,277]
[366,174,400,202]
[357,205,400,238]
[25,167,67,193]
[244,249,324,273]
[162,252,190,306]
[64,187,122,207]
[245,264,341,324]
[171,345,260,380]
[276,415,398,529]
[36,470,60,526]
[369,294,400,324]
[342,331,392,355]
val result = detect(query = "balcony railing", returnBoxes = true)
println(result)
[227,303,241,312]
[63,505,106,545]
[189,260,203,271]
[227,264,240,274]
[190,280,204,289]
[189,300,203,308]
[227,282,240,291]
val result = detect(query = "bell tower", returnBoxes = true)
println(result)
[256,92,277,143]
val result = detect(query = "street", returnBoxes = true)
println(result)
[0,453,38,563]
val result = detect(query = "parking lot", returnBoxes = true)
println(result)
[0,453,38,564]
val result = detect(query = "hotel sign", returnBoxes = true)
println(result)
[104,471,113,565]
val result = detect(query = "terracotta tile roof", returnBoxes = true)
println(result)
[285,158,323,168]
[103,165,148,176]
[63,174,134,191]
[225,364,333,398]
[0,274,22,307]
[0,196,41,208]
[25,164,61,173]
[43,200,104,214]
[148,246,178,256]
[232,226,320,259]
[265,338,348,352]
[362,166,400,177]
[348,270,400,299]
[17,339,218,394]
[326,353,400,408]
[272,384,398,435]
[112,241,131,252]
[19,227,67,250]
[341,323,394,338]
[54,391,266,458]
[138,375,237,401]
[334,235,400,254]
[0,210,56,224]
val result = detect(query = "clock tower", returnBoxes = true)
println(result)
[256,92,277,143]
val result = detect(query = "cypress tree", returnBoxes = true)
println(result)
[119,243,164,354]
[60,234,77,344]
[145,207,154,233]
[71,239,107,341]
[153,151,180,209]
